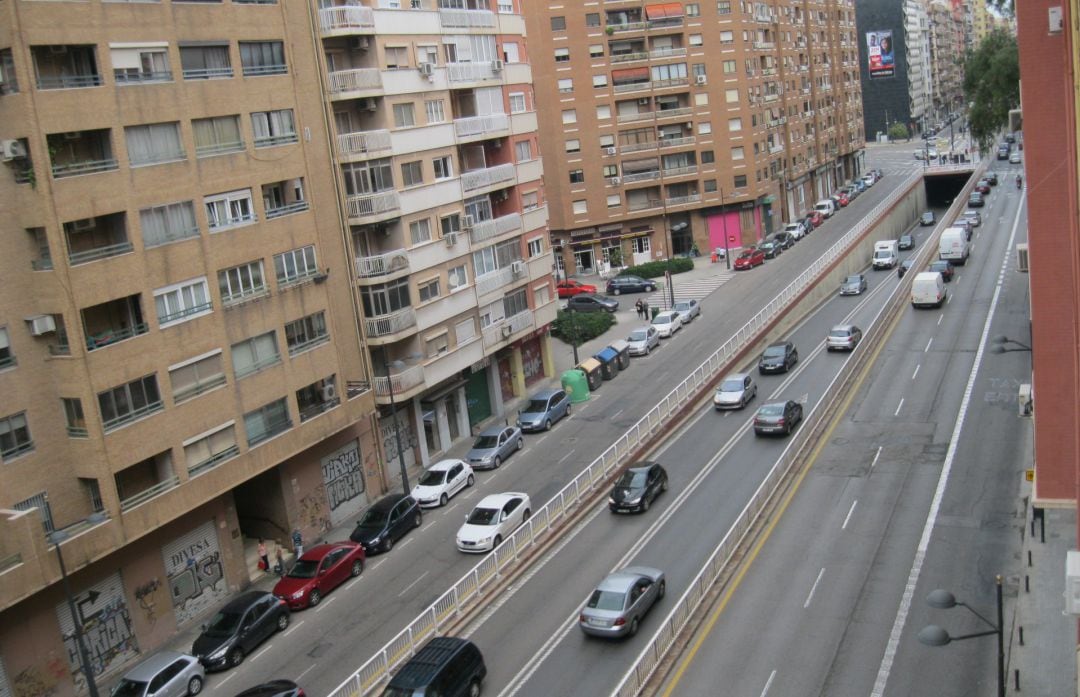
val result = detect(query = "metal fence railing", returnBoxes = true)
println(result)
[328,174,923,697]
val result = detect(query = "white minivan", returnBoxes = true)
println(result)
[911,271,947,309]
[938,226,969,265]
[814,199,837,218]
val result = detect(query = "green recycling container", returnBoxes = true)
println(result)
[561,369,591,402]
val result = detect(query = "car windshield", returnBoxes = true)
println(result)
[524,399,549,413]
[203,610,242,637]
[111,680,148,697]
[357,508,388,528]
[652,316,670,325]
[844,276,861,284]
[931,262,948,271]
[287,559,319,579]
[759,404,784,416]
[720,378,745,392]
[763,346,786,358]
[587,589,627,611]
[829,329,851,338]
[628,329,648,341]
[674,302,689,311]
[615,470,648,488]
[738,251,753,258]
[466,507,499,526]
[472,435,498,449]
[418,469,447,486]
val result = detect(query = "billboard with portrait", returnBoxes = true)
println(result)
[866,30,895,79]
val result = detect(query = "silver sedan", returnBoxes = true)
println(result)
[579,566,666,638]
[464,425,523,470]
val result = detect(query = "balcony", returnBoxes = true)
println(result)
[666,193,701,206]
[48,130,118,178]
[328,68,382,96]
[296,377,340,423]
[611,51,649,64]
[454,113,509,140]
[623,169,661,184]
[461,162,515,192]
[610,21,647,33]
[659,136,696,149]
[475,265,517,297]
[347,190,401,221]
[663,164,698,177]
[621,141,658,154]
[337,129,392,158]
[32,45,102,90]
[752,41,776,50]
[365,306,416,339]
[81,295,148,352]
[319,5,375,33]
[650,47,687,59]
[64,213,133,265]
[115,452,178,513]
[627,197,662,211]
[356,248,410,279]
[373,364,425,398]
[263,178,310,220]
[439,8,495,27]
[447,61,499,83]
[469,212,522,245]
[482,310,534,349]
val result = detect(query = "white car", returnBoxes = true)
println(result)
[1009,152,1021,164]
[626,326,660,356]
[410,458,474,508]
[672,299,701,324]
[783,222,805,240]
[651,310,683,338]
[456,493,532,553]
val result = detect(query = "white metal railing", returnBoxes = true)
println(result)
[666,193,702,206]
[119,476,180,512]
[461,162,515,192]
[656,107,693,120]
[447,61,496,82]
[659,136,695,149]
[474,265,515,296]
[328,173,922,697]
[319,5,374,31]
[454,113,509,139]
[338,129,392,156]
[481,310,533,348]
[650,47,687,59]
[347,190,400,219]
[623,170,661,184]
[663,165,698,177]
[611,51,649,63]
[621,141,659,154]
[438,7,495,27]
[364,306,416,338]
[614,81,651,93]
[469,212,521,244]
[373,364,425,397]
[356,249,410,278]
[328,68,382,94]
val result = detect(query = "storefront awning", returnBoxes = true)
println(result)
[645,2,684,19]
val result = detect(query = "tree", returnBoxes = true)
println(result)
[888,122,909,141]
[964,28,1020,154]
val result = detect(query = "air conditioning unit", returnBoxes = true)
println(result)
[695,74,707,85]
[492,59,504,72]
[321,383,338,402]
[1,139,27,161]
[604,146,617,156]
[444,232,458,246]
[1017,383,1033,416]
[26,315,56,336]
[500,324,513,338]
[462,214,475,230]
[419,62,434,77]
[349,37,370,51]
[1015,243,1029,272]
[362,98,378,112]
[610,176,621,185]
[71,217,97,232]
[511,260,525,275]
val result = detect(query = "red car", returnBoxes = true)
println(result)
[556,279,598,298]
[836,192,850,207]
[974,180,991,194]
[272,542,365,609]
[734,247,766,270]
[806,211,824,228]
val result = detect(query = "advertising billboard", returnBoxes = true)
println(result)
[866,30,895,79]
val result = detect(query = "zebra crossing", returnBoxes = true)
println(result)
[640,268,737,308]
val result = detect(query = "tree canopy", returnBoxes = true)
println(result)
[963,28,1020,154]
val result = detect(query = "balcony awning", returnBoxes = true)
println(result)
[612,66,650,81]
[645,3,684,19]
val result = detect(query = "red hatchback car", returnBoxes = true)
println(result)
[734,247,766,270]
[806,211,824,228]
[272,542,365,609]
[556,280,598,298]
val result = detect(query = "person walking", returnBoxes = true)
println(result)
[257,539,269,572]
[642,298,650,319]
[274,546,286,577]
[635,299,644,319]
[292,528,303,558]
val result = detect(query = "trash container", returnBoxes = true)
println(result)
[561,369,591,403]
[607,340,631,370]
[575,358,603,391]
[593,347,620,381]
[650,306,660,320]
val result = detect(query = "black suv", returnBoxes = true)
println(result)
[605,275,657,295]
[350,494,422,554]
[192,591,290,670]
[758,342,799,374]
[382,637,486,697]
[565,293,618,313]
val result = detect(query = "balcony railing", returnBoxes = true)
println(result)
[469,212,522,244]
[475,265,515,296]
[652,77,689,89]
[365,306,416,338]
[37,74,103,90]
[248,416,292,447]
[188,445,239,477]
[68,241,134,265]
[319,5,374,32]
[650,47,687,59]
[482,310,534,348]
[356,248,409,278]
[119,475,180,512]
[337,129,392,157]
[621,141,658,154]
[659,136,696,149]
[173,372,226,403]
[85,323,148,351]
[663,165,698,177]
[628,198,662,211]
[265,201,310,219]
[52,158,119,178]
[611,51,649,63]
[328,68,382,94]
[182,67,234,80]
[609,21,647,33]
[299,396,340,423]
[666,193,701,206]
[614,80,651,93]
[114,70,173,85]
[439,8,495,27]
[374,364,425,397]
[623,170,661,184]
[447,62,498,83]
[346,190,400,219]
[454,113,509,139]
[461,162,515,192]
[102,399,163,432]
[195,139,245,157]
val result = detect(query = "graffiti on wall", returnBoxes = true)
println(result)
[11,656,68,697]
[322,443,364,513]
[521,338,544,385]
[379,411,417,464]
[56,582,140,690]
[134,578,162,627]
[163,523,227,626]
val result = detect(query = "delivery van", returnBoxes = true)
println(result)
[814,199,836,218]
[911,271,947,309]
[872,240,899,270]
[938,227,969,265]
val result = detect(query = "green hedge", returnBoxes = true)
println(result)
[619,258,695,279]
[550,309,616,346]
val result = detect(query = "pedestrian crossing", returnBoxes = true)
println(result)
[640,269,737,309]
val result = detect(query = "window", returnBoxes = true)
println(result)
[417,45,438,66]
[0,328,13,370]
[699,122,712,134]
[589,45,604,58]
[433,156,453,179]
[720,30,734,44]
[607,194,622,208]
[455,317,475,343]
[0,412,33,459]
[285,312,329,355]
[651,63,687,82]
[125,122,185,166]
[521,191,539,210]
[551,16,566,30]
[565,139,581,153]
[701,150,715,164]
[205,189,255,230]
[515,140,532,161]
[686,3,700,15]
[140,201,198,248]
[440,214,462,240]
[599,134,616,149]
[425,99,446,123]
[690,34,703,46]
[418,278,441,302]
[717,0,731,13]
[192,115,244,157]
[704,179,717,192]
[562,109,577,124]
[63,398,87,438]
[274,246,319,286]
[557,78,573,94]
[592,74,608,88]
[527,237,544,257]
[734,174,748,187]
[503,288,528,317]
[729,117,743,132]
[218,260,266,303]
[409,218,432,245]
[342,158,394,195]
[603,164,618,178]
[239,41,286,76]
[497,0,512,11]
[113,44,171,84]
[169,351,226,402]
[569,169,584,184]
[98,375,163,432]
[731,146,745,160]
[385,46,409,69]
[393,103,416,128]
[231,331,280,378]
[184,424,238,476]
[251,109,297,147]
[245,398,291,446]
[448,264,468,291]
[725,88,739,103]
[502,42,520,62]
[596,104,611,120]
[573,200,588,214]
[586,12,600,26]
[401,160,423,187]
[554,48,570,63]
[180,44,232,80]
[13,493,52,533]
[424,332,449,358]
[509,92,527,113]
[155,277,212,326]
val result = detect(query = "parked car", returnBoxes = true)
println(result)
[556,280,597,298]
[783,222,806,240]
[234,680,304,697]
[578,567,666,638]
[410,459,474,507]
[854,179,867,193]
[758,342,798,374]
[111,651,205,697]
[608,462,668,513]
[734,247,766,270]
[954,218,973,240]
[758,239,782,259]
[974,180,991,194]
[380,637,485,697]
[606,275,657,295]
[651,310,683,338]
[984,171,999,186]
[929,259,955,282]
[753,400,804,436]
[465,425,523,469]
[192,591,290,670]
[997,145,1011,160]
[1009,151,1021,164]
[826,324,863,352]
[806,211,824,228]
[967,192,985,208]
[456,493,531,553]
[713,373,757,410]
[839,274,868,296]
[626,325,660,356]
[566,293,618,313]
[962,210,982,227]
[772,232,795,249]
[349,494,422,553]
[672,299,701,324]
[516,388,571,432]
[861,173,876,187]
[920,211,935,226]
[272,542,365,609]
[836,191,850,207]
[899,234,915,250]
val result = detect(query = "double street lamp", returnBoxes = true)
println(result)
[917,575,1005,697]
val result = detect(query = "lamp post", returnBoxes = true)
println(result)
[992,335,1032,354]
[49,530,100,697]
[567,308,580,365]
[917,575,1005,697]
[381,354,410,494]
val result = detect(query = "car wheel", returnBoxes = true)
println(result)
[516,438,524,451]
[641,497,650,512]
[384,537,394,552]
[187,676,204,696]
[661,477,669,492]
[658,580,666,599]
[276,612,289,631]
[613,288,622,295]
[351,559,364,577]
[522,508,531,521]
[629,617,640,637]
[493,534,503,549]
[544,419,552,431]
[468,679,482,697]
[309,589,322,607]
[493,455,502,469]
[440,493,449,507]
[467,474,475,487]
[647,285,656,291]
[566,403,572,415]
[228,648,244,668]
[414,511,423,528]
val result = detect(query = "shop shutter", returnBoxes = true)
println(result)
[161,520,227,626]
[55,572,140,682]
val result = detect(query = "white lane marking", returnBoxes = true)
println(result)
[296,665,316,682]
[216,674,235,688]
[557,449,575,464]
[398,571,429,598]
[314,596,336,612]
[842,500,858,530]
[871,167,1025,697]
[804,568,826,608]
[937,314,944,326]
[870,446,882,470]
[534,434,549,446]
[759,670,778,697]
[611,409,624,421]
[398,537,416,549]
[253,645,273,661]
[894,398,904,417]
[924,337,933,352]
[911,364,920,380]
[281,620,304,637]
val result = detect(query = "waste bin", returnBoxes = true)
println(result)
[650,306,660,320]
[607,340,631,370]
[593,347,620,381]
[561,369,591,403]
[575,358,603,391]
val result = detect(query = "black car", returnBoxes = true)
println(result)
[192,591,290,670]
[235,681,304,697]
[919,211,935,227]
[758,342,798,374]
[897,257,916,279]
[968,192,985,208]
[899,234,914,250]
[984,171,999,185]
[753,400,804,436]
[605,275,657,295]
[381,637,486,697]
[759,240,782,259]
[565,293,619,313]
[997,145,1010,160]
[772,232,795,249]
[929,259,955,282]
[608,462,669,513]
[349,494,422,554]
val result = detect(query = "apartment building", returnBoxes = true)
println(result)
[0,0,552,693]
[524,0,864,271]
[927,0,965,123]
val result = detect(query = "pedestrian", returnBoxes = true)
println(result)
[274,546,286,577]
[257,539,269,572]
[642,299,650,319]
[292,528,303,558]
[635,299,644,319]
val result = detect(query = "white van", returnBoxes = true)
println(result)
[911,271,947,308]
[872,240,899,270]
[938,227,969,265]
[814,199,836,218]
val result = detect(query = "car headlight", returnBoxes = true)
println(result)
[207,645,229,661]
[608,497,617,504]
[625,497,641,505]
[291,590,306,600]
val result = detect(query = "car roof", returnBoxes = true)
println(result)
[759,400,792,409]
[124,651,194,680]
[474,492,527,508]
[220,590,273,612]
[427,458,466,471]
[723,372,750,382]
[766,341,790,349]
[654,310,678,319]
[234,680,300,697]
[477,425,509,436]
[529,388,561,400]
[298,543,346,560]
[597,567,662,592]
[625,461,659,474]
[369,493,409,511]
[831,324,857,332]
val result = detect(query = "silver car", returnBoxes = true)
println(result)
[465,425,523,470]
[516,388,571,432]
[626,326,660,356]
[713,373,757,410]
[962,210,982,227]
[672,299,701,324]
[826,324,863,351]
[579,566,666,638]
[110,651,205,697]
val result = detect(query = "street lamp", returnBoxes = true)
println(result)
[381,354,410,494]
[917,575,1005,697]
[48,530,101,697]
[992,335,1032,354]
[566,308,580,365]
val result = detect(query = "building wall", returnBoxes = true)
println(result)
[856,0,911,137]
